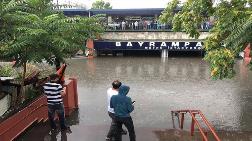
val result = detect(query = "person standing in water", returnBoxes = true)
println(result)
[106,80,127,140]
[110,85,136,141]
[43,74,68,131]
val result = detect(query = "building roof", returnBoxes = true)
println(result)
[61,9,89,16]
[60,8,173,16]
[60,8,183,17]
[89,8,164,16]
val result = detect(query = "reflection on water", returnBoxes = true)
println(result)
[43,129,68,141]
[153,129,193,141]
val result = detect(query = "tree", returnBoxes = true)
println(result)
[91,0,112,9]
[159,0,252,79]
[0,0,25,48]
[0,0,104,102]
[1,0,103,69]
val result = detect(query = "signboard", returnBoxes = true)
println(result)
[94,41,204,51]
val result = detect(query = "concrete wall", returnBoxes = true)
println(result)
[0,95,10,116]
[101,31,210,41]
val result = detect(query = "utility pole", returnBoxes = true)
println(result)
[56,0,59,9]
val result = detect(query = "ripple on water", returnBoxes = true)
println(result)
[65,57,252,131]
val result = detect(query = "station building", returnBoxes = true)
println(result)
[62,8,211,57]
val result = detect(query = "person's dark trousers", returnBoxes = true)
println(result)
[48,103,67,130]
[107,112,123,138]
[115,116,136,141]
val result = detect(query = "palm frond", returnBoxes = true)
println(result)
[1,0,24,15]
[225,16,252,48]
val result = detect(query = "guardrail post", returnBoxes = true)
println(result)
[172,110,220,141]
[180,113,185,129]
[191,113,196,136]
[203,132,208,141]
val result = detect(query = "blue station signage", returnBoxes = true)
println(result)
[94,41,204,51]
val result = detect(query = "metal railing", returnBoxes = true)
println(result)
[105,27,211,32]
[171,110,221,141]
[104,24,213,32]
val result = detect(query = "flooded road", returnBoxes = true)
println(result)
[17,57,252,141]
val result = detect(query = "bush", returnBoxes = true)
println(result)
[0,65,17,77]
[23,85,41,104]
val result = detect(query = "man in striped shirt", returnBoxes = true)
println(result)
[43,74,68,131]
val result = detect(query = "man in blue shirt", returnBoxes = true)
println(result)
[106,80,127,140]
[110,85,136,141]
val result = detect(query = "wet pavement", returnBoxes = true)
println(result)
[16,57,252,141]
[17,120,195,141]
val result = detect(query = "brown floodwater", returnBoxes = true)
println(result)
[16,57,252,141]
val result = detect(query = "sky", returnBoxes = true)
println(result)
[53,0,172,9]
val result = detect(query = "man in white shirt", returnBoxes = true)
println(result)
[122,21,126,30]
[106,80,127,140]
[134,21,138,30]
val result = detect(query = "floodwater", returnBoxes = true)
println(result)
[17,56,252,141]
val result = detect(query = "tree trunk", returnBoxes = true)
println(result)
[18,61,27,104]
[55,57,61,71]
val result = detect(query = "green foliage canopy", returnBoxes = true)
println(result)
[0,0,104,67]
[91,0,112,9]
[159,0,252,79]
